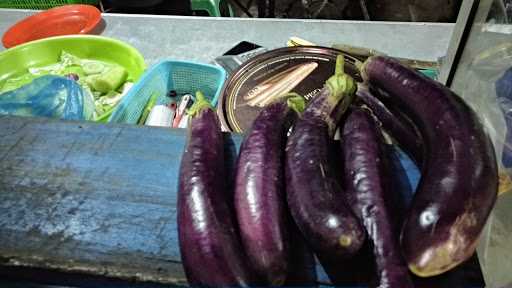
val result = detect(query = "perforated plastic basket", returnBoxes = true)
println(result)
[109,60,226,124]
[0,1,98,9]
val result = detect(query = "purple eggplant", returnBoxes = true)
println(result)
[177,92,256,286]
[234,95,305,285]
[362,56,498,277]
[342,107,414,288]
[286,56,365,258]
[356,85,424,165]
[284,219,318,286]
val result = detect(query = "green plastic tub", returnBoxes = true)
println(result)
[0,35,146,122]
[0,1,99,9]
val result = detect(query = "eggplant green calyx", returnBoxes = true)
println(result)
[188,91,212,117]
[326,55,357,101]
[283,92,306,114]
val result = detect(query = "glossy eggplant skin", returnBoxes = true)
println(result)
[234,101,293,285]
[342,108,414,288]
[363,56,498,277]
[286,86,365,258]
[356,86,424,165]
[177,103,255,287]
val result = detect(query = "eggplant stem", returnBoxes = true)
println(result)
[187,91,212,117]
[335,54,345,75]
[355,59,364,71]
[326,55,356,102]
[285,93,306,114]
[360,56,376,82]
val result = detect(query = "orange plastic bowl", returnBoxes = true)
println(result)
[2,4,102,49]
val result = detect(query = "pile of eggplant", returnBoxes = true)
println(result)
[177,55,498,287]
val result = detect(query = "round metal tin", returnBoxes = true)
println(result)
[219,46,362,133]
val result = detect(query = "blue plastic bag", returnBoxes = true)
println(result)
[496,67,512,100]
[496,67,512,168]
[0,75,94,121]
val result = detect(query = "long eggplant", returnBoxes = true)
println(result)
[286,56,365,258]
[362,56,498,277]
[177,92,256,286]
[284,218,318,286]
[234,95,305,285]
[356,85,424,165]
[342,107,413,287]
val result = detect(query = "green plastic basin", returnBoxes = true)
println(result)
[0,35,146,122]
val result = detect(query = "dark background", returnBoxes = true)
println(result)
[101,0,463,22]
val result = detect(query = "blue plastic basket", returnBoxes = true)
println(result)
[109,60,226,124]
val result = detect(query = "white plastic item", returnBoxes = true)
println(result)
[178,114,190,128]
[145,105,174,127]
[173,94,192,127]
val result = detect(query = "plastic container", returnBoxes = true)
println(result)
[109,60,226,124]
[0,35,146,122]
[2,4,102,48]
[0,0,99,9]
[191,0,234,17]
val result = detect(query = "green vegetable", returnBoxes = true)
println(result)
[82,88,96,120]
[89,66,128,93]
[60,51,82,66]
[28,63,64,76]
[82,61,106,75]
[92,92,102,99]
[1,74,37,92]
[98,91,123,106]
[188,91,211,117]
[138,92,159,124]
[86,75,100,90]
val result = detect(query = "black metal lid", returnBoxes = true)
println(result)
[219,46,361,132]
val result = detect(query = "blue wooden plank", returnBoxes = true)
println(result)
[0,116,216,285]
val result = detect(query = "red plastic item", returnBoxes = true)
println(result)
[2,4,102,49]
